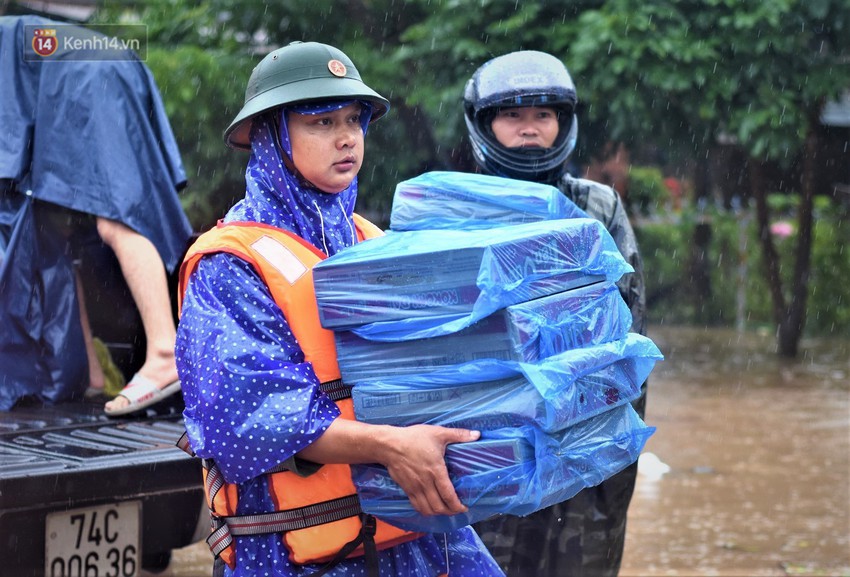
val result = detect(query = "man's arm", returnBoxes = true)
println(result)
[298,418,480,517]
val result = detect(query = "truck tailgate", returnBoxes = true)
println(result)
[0,401,204,576]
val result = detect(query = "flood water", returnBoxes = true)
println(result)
[160,325,850,577]
[620,326,850,577]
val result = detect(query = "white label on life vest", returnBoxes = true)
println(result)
[252,236,308,284]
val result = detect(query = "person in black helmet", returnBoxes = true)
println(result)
[175,41,504,577]
[466,50,647,577]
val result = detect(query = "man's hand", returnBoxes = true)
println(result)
[379,424,479,517]
[297,418,479,516]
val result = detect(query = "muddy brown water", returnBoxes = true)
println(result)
[159,326,850,577]
[620,326,850,577]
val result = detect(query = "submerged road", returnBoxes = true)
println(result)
[158,325,850,577]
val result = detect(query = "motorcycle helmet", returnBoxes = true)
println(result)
[463,50,578,183]
[225,41,390,149]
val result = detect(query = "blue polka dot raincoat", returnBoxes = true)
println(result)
[175,104,504,577]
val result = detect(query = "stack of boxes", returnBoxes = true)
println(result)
[312,171,663,532]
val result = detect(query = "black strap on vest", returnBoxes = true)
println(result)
[318,378,353,402]
[223,494,363,536]
[305,513,379,577]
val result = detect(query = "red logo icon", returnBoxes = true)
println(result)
[327,59,347,77]
[31,28,58,57]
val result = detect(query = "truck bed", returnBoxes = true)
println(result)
[0,394,204,576]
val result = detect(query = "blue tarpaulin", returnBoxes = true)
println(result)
[0,192,87,408]
[0,15,192,409]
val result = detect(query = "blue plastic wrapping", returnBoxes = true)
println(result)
[1,15,192,410]
[389,171,589,231]
[0,15,192,272]
[0,193,87,409]
[352,333,662,433]
[352,403,654,533]
[336,281,631,382]
[313,218,632,339]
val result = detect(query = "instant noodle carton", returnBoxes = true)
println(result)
[313,218,631,336]
[351,403,654,533]
[351,333,661,434]
[334,281,631,382]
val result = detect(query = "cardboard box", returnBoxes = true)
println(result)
[313,219,625,330]
[335,282,631,382]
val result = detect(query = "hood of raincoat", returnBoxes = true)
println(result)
[224,101,371,257]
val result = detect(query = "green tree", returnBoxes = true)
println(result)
[146,0,605,221]
[93,0,850,356]
[563,0,850,356]
[95,1,602,222]
[93,0,253,230]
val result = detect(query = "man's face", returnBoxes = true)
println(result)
[287,102,364,193]
[490,106,559,149]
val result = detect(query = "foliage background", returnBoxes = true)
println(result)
[85,0,850,341]
[638,198,850,334]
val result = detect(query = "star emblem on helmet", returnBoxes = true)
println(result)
[327,59,347,77]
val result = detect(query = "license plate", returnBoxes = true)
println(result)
[45,501,141,577]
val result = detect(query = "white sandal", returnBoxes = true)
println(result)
[104,374,181,416]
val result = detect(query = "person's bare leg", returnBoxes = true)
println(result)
[96,217,178,412]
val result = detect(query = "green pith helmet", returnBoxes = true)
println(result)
[224,41,390,149]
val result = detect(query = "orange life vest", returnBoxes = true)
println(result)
[177,215,420,570]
